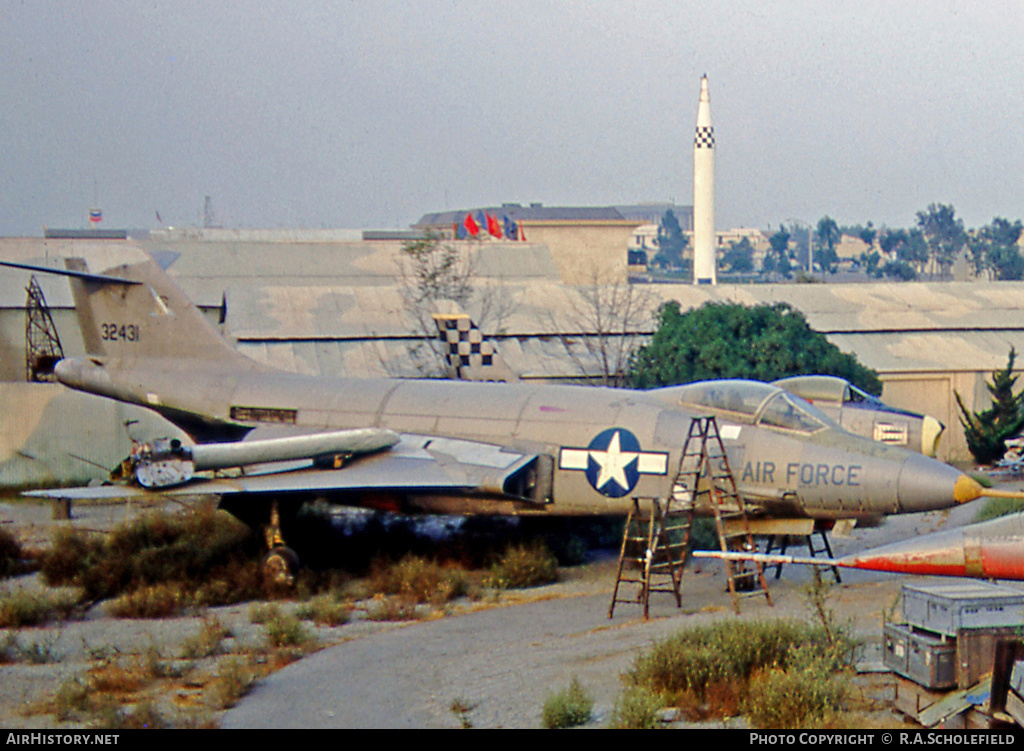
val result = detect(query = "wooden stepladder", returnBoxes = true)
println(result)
[681,416,772,614]
[608,416,772,618]
[607,496,693,619]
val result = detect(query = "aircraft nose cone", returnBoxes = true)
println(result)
[897,452,981,512]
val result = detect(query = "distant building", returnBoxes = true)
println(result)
[415,203,680,284]
[627,223,659,268]
[629,225,770,272]
[835,234,871,268]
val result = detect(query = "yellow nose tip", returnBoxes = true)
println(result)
[954,475,984,504]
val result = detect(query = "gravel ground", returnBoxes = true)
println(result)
[0,484,1012,729]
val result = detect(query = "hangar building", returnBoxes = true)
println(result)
[0,230,1022,486]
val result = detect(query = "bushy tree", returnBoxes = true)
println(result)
[653,209,688,271]
[629,301,881,394]
[814,216,840,273]
[969,217,1024,280]
[917,203,966,279]
[955,348,1024,465]
[764,229,793,279]
[722,237,755,273]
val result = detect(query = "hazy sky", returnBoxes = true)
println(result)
[2,0,1023,235]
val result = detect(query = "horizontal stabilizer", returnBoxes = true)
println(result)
[0,260,140,286]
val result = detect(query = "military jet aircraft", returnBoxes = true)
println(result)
[0,253,996,578]
[772,375,945,457]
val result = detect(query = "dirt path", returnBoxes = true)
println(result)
[221,560,905,729]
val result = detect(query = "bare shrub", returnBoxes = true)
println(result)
[744,661,847,729]
[41,507,261,606]
[627,620,846,701]
[485,542,558,589]
[366,555,468,605]
[295,594,353,626]
[541,677,593,728]
[607,686,665,729]
[0,527,25,577]
[0,586,78,628]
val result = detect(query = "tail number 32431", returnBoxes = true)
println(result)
[101,323,140,342]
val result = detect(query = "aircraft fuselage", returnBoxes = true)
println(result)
[55,355,973,522]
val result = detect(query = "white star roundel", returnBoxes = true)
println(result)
[558,428,668,498]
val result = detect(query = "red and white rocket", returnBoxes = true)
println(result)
[695,503,1024,581]
[693,75,716,285]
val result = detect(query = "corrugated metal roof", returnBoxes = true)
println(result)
[828,331,1024,373]
[646,281,1024,334]
[5,238,1024,378]
[224,280,659,341]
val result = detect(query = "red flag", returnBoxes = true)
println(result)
[486,213,503,239]
[464,212,480,237]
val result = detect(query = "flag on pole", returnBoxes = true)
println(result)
[463,212,480,237]
[503,215,518,241]
[486,213,503,239]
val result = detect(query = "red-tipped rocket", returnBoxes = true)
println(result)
[694,509,1024,580]
[693,74,716,285]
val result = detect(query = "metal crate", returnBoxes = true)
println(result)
[884,622,957,690]
[901,581,1024,637]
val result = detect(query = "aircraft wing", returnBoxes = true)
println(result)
[27,433,543,506]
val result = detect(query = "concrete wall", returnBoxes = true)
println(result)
[518,221,641,284]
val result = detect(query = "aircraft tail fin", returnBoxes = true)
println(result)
[3,255,250,367]
[432,310,519,383]
[66,255,250,366]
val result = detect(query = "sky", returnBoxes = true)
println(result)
[2,0,1023,236]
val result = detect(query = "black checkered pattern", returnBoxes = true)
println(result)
[442,317,494,367]
[694,125,715,149]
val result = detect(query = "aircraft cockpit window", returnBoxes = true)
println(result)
[756,393,828,433]
[675,381,775,419]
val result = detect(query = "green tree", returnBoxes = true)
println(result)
[765,229,792,280]
[860,249,882,278]
[881,260,917,281]
[814,216,841,273]
[969,217,1024,280]
[955,348,1024,465]
[917,203,967,279]
[629,301,882,394]
[857,221,876,249]
[787,224,811,271]
[653,209,688,271]
[722,237,755,274]
[877,228,926,279]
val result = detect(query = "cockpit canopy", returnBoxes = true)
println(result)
[660,379,836,434]
[773,374,923,419]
